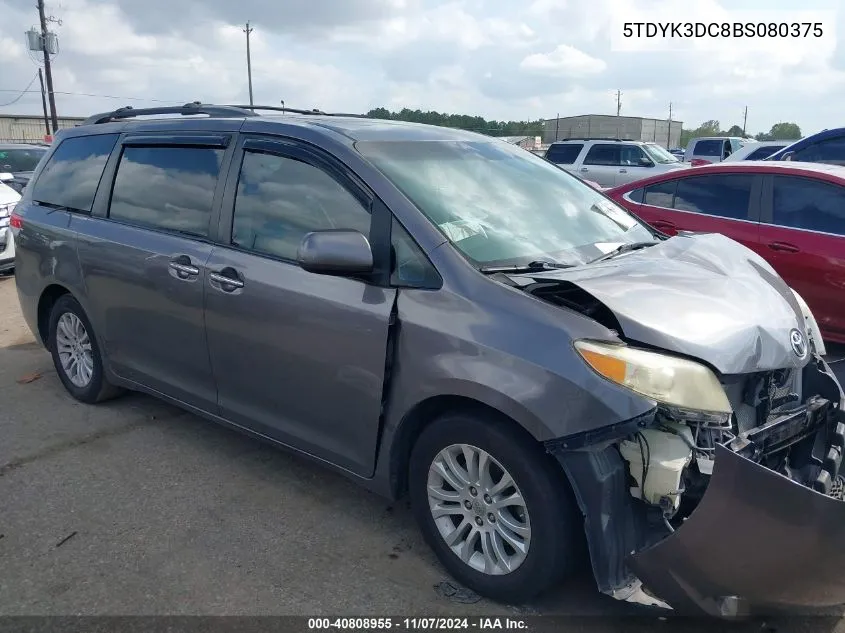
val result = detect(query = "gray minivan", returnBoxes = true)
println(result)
[11,103,845,616]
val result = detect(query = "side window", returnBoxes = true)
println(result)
[794,136,845,166]
[545,144,583,165]
[584,144,621,166]
[643,179,677,208]
[619,144,647,166]
[771,176,845,236]
[390,219,440,287]
[746,146,782,160]
[232,150,371,261]
[32,134,119,212]
[673,174,753,220]
[108,145,223,238]
[692,139,723,157]
[626,188,644,203]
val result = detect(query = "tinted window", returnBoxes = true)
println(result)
[673,174,753,220]
[693,139,723,157]
[32,134,118,212]
[794,136,845,166]
[619,144,647,166]
[771,176,845,236]
[584,144,620,166]
[746,146,783,160]
[109,145,223,237]
[232,151,371,261]
[0,147,47,172]
[627,188,644,203]
[391,219,440,287]
[643,179,677,207]
[545,144,583,164]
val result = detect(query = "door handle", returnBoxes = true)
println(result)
[209,270,245,290]
[169,257,200,279]
[768,241,800,253]
[652,220,676,229]
[619,169,627,173]
[580,167,589,172]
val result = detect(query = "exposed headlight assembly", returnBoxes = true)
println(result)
[575,340,732,417]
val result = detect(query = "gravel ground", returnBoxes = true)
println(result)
[1,274,844,633]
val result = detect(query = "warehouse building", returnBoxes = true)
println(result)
[0,114,85,144]
[542,114,683,149]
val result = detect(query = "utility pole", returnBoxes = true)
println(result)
[742,106,748,136]
[244,21,254,108]
[616,90,622,116]
[37,0,59,132]
[667,102,673,148]
[554,112,559,141]
[38,68,50,138]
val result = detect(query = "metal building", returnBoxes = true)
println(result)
[542,114,683,149]
[0,114,85,144]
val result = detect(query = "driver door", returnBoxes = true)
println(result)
[203,136,396,477]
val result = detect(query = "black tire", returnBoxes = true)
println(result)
[409,411,580,603]
[48,294,123,404]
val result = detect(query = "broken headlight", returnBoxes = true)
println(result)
[575,340,732,417]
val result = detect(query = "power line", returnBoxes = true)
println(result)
[0,73,39,107]
[0,89,182,104]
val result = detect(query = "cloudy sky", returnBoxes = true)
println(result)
[0,0,843,136]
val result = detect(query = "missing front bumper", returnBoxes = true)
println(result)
[553,397,845,616]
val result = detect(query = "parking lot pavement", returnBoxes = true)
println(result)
[0,273,844,632]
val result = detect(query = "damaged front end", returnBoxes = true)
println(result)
[547,351,845,616]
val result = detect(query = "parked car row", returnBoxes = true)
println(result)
[0,143,49,193]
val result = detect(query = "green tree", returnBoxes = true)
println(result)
[365,107,544,137]
[768,122,802,140]
[725,125,744,137]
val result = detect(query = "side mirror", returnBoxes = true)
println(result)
[638,157,654,167]
[0,173,13,182]
[782,151,795,162]
[297,229,374,276]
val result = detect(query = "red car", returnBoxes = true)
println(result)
[606,161,845,344]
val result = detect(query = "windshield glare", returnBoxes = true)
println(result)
[0,148,47,172]
[357,140,654,267]
[643,143,679,164]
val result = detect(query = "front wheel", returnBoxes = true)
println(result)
[409,412,580,603]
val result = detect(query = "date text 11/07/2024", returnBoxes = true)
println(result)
[307,618,528,630]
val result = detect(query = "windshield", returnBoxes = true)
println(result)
[643,143,679,164]
[0,147,47,172]
[357,140,655,267]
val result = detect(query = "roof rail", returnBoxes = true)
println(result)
[554,137,627,143]
[225,105,368,118]
[82,102,259,126]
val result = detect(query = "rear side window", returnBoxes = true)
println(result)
[108,145,224,238]
[545,144,583,164]
[770,176,845,236]
[643,179,677,207]
[794,136,845,166]
[32,134,118,212]
[231,150,371,261]
[692,139,723,157]
[584,144,620,166]
[673,174,753,220]
[746,146,783,160]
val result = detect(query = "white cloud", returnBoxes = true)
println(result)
[520,45,607,77]
[0,0,843,137]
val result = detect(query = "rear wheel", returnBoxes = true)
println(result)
[409,412,579,603]
[48,294,123,403]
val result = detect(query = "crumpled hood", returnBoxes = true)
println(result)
[527,233,809,375]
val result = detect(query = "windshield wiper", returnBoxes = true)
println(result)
[586,241,660,265]
[479,260,573,274]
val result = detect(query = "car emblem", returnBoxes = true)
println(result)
[789,328,807,359]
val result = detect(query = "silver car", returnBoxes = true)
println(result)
[11,103,845,616]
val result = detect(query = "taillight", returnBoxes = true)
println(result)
[689,158,710,167]
[10,213,22,229]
